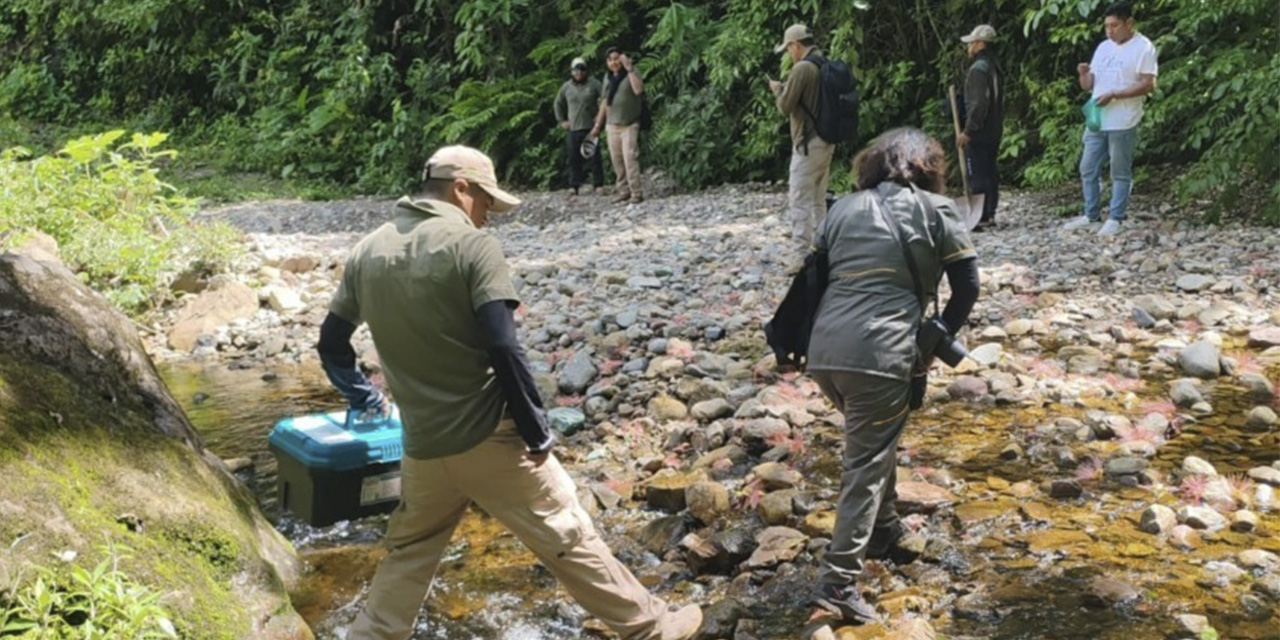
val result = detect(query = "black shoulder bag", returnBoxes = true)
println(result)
[763,249,829,372]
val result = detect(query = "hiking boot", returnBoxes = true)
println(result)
[629,196,645,204]
[612,193,632,204]
[1097,219,1122,236]
[1062,215,1095,230]
[659,604,703,640]
[812,584,878,625]
[865,521,906,560]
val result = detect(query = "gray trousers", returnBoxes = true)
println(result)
[811,370,911,586]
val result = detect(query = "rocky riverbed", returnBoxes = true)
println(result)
[154,185,1280,639]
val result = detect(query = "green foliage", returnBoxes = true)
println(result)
[0,131,241,315]
[0,0,1275,222]
[1,546,178,640]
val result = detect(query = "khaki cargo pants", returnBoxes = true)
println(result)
[607,122,643,200]
[349,421,678,640]
[787,136,835,251]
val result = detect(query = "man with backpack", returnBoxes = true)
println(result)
[769,24,858,260]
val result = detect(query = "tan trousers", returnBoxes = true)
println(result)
[607,123,643,199]
[787,136,835,250]
[349,421,675,640]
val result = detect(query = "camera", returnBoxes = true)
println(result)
[916,316,967,367]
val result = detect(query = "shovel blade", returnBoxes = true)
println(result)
[956,194,985,231]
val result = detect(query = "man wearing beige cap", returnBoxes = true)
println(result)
[555,57,605,196]
[769,24,835,260]
[957,24,1004,229]
[318,145,701,640]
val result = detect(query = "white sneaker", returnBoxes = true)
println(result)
[1062,215,1095,230]
[1097,219,1121,236]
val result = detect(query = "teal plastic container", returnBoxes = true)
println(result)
[1082,97,1103,132]
[268,407,404,526]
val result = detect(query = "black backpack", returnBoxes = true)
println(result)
[801,53,859,145]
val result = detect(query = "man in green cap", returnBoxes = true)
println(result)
[319,145,702,640]
[555,56,605,196]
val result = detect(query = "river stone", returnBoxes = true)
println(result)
[1179,342,1222,379]
[645,470,704,512]
[700,598,751,639]
[686,481,730,524]
[758,489,798,525]
[1046,479,1084,499]
[1174,614,1212,637]
[1240,373,1276,402]
[1245,406,1278,431]
[1248,466,1280,487]
[895,481,957,514]
[1170,379,1204,408]
[558,350,599,394]
[1248,326,1280,348]
[1131,306,1157,328]
[1178,505,1229,531]
[969,343,1003,367]
[1134,294,1177,320]
[1170,525,1201,550]
[744,526,809,569]
[1139,505,1178,535]
[1254,574,1280,600]
[1084,576,1141,608]
[801,511,837,538]
[1238,549,1280,571]
[638,515,688,554]
[167,279,260,351]
[883,618,938,640]
[1232,510,1259,533]
[647,394,689,421]
[753,462,803,491]
[693,444,749,470]
[1176,274,1215,293]
[548,407,587,436]
[0,254,307,638]
[947,376,989,400]
[1005,319,1034,335]
[1105,457,1148,477]
[1182,456,1218,477]
[691,398,734,421]
[741,418,791,453]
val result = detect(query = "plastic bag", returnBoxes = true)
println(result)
[1082,97,1103,132]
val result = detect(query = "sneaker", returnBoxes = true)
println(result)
[659,604,703,640]
[1097,219,1121,236]
[812,584,878,625]
[865,521,906,560]
[1062,215,1095,230]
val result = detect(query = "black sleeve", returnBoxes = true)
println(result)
[317,312,384,410]
[475,300,555,453]
[963,64,989,136]
[941,257,979,333]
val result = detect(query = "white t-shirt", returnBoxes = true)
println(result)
[1090,32,1159,131]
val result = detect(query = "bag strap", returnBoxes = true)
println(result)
[870,185,941,315]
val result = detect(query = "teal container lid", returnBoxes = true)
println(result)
[268,407,404,471]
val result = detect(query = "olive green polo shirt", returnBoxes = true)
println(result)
[605,71,643,126]
[555,77,604,132]
[329,197,519,459]
[808,182,978,381]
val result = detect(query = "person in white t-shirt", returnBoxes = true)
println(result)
[1062,1,1158,237]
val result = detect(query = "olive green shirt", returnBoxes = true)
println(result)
[808,182,978,381]
[329,197,520,459]
[555,77,603,132]
[604,71,643,126]
[775,53,821,149]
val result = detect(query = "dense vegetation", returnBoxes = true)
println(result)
[0,0,1276,221]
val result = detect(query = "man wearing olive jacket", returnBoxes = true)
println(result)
[956,24,1004,229]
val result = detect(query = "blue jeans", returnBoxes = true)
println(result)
[1080,127,1137,222]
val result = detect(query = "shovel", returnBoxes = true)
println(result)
[948,85,985,230]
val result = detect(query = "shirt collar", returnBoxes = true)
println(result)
[394,196,475,229]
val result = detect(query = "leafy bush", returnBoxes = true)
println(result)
[1,547,178,639]
[0,131,241,315]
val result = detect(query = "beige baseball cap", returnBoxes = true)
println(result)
[961,24,997,43]
[570,57,587,70]
[774,24,814,54]
[422,146,521,213]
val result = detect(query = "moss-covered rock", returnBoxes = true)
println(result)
[0,253,310,640]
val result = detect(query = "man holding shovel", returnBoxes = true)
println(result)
[955,24,1003,230]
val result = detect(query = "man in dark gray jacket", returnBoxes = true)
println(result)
[956,25,1004,228]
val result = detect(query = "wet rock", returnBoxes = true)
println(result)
[1231,510,1259,533]
[753,462,803,491]
[1139,505,1177,535]
[638,515,688,554]
[1248,326,1280,348]
[700,598,752,640]
[1173,614,1213,639]
[691,398,734,421]
[895,481,957,514]
[1253,574,1280,600]
[883,618,938,640]
[999,442,1023,461]
[1167,524,1200,550]
[1182,456,1218,477]
[947,376,989,400]
[548,407,587,436]
[590,483,624,510]
[1169,379,1205,408]
[744,526,809,569]
[1238,549,1280,572]
[1240,373,1277,402]
[1178,505,1229,531]
[758,490,798,525]
[1084,576,1141,608]
[1130,306,1157,328]
[646,470,704,512]
[800,511,836,538]
[647,394,689,421]
[686,481,730,524]
[558,350,599,394]
[1179,342,1221,379]
[1046,479,1084,500]
[1245,406,1278,431]
[968,343,1002,367]
[1104,457,1148,477]
[693,444,749,470]
[1248,466,1280,487]
[741,418,791,454]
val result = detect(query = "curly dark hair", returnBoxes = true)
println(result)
[852,127,947,194]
